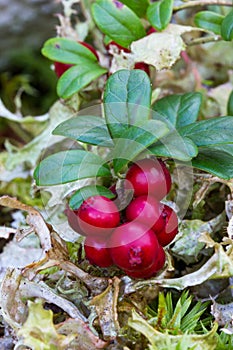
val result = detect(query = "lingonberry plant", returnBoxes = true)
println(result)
[2,0,231,349]
[36,8,233,297]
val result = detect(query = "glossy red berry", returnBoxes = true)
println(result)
[54,62,73,78]
[65,205,87,236]
[125,158,171,200]
[54,41,98,77]
[108,222,160,271]
[134,62,150,75]
[84,236,113,267]
[155,204,179,247]
[77,196,120,237]
[123,245,165,279]
[125,195,164,232]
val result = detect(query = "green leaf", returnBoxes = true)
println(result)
[41,37,98,64]
[119,0,149,17]
[52,115,114,147]
[147,0,173,31]
[221,10,233,41]
[57,63,107,99]
[91,0,146,48]
[109,119,169,173]
[104,69,152,139]
[152,92,202,128]
[179,116,233,147]
[149,134,198,161]
[69,185,115,210]
[194,11,224,35]
[192,144,233,179]
[227,90,233,116]
[34,150,111,186]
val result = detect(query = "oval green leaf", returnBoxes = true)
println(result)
[52,115,114,147]
[227,90,233,116]
[104,69,152,139]
[57,63,107,99]
[92,0,146,48]
[108,119,169,173]
[147,0,173,31]
[34,150,111,186]
[179,116,233,147]
[194,11,224,35]
[41,37,98,64]
[152,92,202,128]
[69,185,115,210]
[221,10,233,41]
[192,144,233,180]
[149,134,198,161]
[119,0,149,17]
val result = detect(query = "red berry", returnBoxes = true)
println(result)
[134,62,150,75]
[84,236,113,267]
[125,195,164,232]
[54,62,73,78]
[147,27,157,35]
[155,204,179,246]
[54,41,98,77]
[108,222,160,271]
[80,41,99,60]
[125,158,171,200]
[123,245,165,279]
[77,196,120,237]
[65,205,87,236]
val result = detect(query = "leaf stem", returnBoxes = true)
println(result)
[174,0,233,12]
[186,35,222,46]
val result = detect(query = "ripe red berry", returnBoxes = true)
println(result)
[125,158,171,200]
[134,62,150,75]
[155,204,179,247]
[65,205,87,236]
[84,236,113,267]
[80,41,99,60]
[125,195,164,232]
[54,62,73,78]
[54,41,98,77]
[108,222,160,271]
[123,245,165,279]
[77,195,120,237]
[147,27,157,35]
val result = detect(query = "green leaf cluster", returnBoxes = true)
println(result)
[194,9,233,41]
[34,69,233,200]
[41,37,107,98]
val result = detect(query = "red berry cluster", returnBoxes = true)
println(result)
[67,158,178,279]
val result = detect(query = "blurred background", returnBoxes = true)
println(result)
[0,0,63,117]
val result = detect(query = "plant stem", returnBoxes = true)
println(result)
[174,0,233,12]
[186,35,222,46]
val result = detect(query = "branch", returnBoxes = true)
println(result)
[174,0,233,11]
[186,35,222,46]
